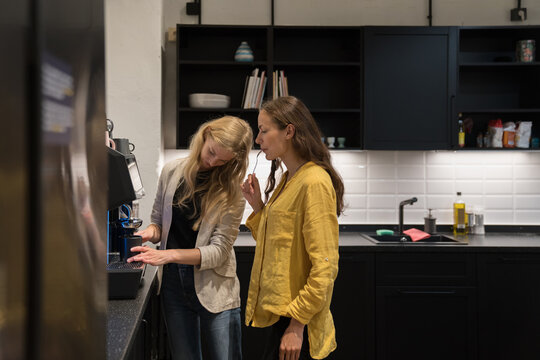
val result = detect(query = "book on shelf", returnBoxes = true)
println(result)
[272,69,289,99]
[241,68,270,109]
[240,75,249,110]
[255,75,267,108]
[243,68,259,109]
[253,71,265,108]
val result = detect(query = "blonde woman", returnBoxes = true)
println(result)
[241,96,343,360]
[128,116,252,360]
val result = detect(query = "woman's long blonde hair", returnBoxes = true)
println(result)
[175,116,253,229]
[261,96,344,216]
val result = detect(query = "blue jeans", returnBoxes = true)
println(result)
[161,263,242,360]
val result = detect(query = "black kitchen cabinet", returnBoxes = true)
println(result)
[235,247,375,360]
[235,247,269,359]
[477,253,540,360]
[375,252,477,360]
[363,27,457,150]
[328,252,375,359]
[456,26,540,149]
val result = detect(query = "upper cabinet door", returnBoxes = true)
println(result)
[363,27,457,150]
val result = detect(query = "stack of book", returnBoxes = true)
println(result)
[273,70,288,99]
[241,68,267,109]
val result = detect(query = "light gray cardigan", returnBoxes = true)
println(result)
[150,158,244,313]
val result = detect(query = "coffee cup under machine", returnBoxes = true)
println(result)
[107,146,146,299]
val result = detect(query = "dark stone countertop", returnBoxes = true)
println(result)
[235,231,540,252]
[107,264,158,360]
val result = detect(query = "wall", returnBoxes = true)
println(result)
[107,0,540,226]
[105,0,163,226]
[164,0,540,27]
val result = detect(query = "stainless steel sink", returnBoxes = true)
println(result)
[361,233,467,245]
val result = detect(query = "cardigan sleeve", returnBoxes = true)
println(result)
[150,162,169,228]
[198,196,245,271]
[286,180,339,324]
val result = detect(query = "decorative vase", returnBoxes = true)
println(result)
[234,41,254,62]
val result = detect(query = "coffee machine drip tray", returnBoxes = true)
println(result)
[107,254,146,299]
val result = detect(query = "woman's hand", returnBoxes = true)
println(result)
[134,224,160,243]
[241,174,264,213]
[279,318,305,360]
[127,246,173,266]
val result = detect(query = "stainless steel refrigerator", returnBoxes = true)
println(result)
[0,0,107,358]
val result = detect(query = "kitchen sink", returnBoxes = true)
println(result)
[361,233,467,245]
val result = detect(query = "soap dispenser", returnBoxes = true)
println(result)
[424,208,437,234]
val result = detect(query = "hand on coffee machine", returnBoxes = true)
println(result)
[127,246,202,266]
[127,246,174,266]
[134,223,161,243]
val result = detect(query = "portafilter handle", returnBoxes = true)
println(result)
[120,217,143,229]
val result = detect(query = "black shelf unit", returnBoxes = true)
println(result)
[455,26,540,150]
[176,25,363,148]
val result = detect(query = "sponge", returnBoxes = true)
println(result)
[376,229,394,236]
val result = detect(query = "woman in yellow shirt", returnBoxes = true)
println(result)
[241,96,344,360]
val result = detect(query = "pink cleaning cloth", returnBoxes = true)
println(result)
[403,228,431,242]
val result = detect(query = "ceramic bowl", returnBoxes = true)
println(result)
[189,93,230,108]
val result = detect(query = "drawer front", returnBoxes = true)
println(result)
[376,252,476,286]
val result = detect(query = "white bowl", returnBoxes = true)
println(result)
[189,93,230,109]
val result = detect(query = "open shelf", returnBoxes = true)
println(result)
[176,25,363,149]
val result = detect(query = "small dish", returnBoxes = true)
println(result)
[189,93,230,108]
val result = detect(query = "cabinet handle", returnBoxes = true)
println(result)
[398,290,456,295]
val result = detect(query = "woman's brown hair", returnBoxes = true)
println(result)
[260,96,344,216]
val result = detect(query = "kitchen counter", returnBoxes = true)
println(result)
[107,264,158,360]
[235,231,540,251]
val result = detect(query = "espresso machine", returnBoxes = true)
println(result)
[107,142,146,299]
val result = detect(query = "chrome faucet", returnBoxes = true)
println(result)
[399,197,418,235]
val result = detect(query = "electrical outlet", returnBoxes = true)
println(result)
[510,7,527,21]
[167,27,176,42]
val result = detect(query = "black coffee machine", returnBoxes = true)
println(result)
[107,145,146,299]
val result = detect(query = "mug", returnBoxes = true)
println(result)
[327,136,335,148]
[119,235,142,261]
[113,138,135,155]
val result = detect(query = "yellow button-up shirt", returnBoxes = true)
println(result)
[245,161,339,359]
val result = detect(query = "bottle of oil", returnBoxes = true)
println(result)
[453,191,467,234]
[458,113,465,148]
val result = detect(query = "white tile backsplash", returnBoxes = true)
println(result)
[344,194,367,208]
[369,151,396,165]
[368,165,396,179]
[514,181,540,194]
[397,165,425,179]
[368,180,396,194]
[484,165,514,179]
[427,165,454,180]
[484,180,513,194]
[343,180,367,194]
[368,195,396,209]
[455,165,484,180]
[397,180,425,194]
[427,181,455,194]
[515,196,540,210]
[397,151,425,165]
[484,195,513,209]
[164,149,540,225]
[514,165,540,180]
[455,180,484,195]
[515,211,540,224]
